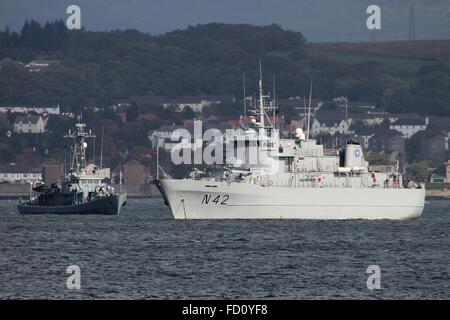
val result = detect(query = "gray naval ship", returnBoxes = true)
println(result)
[155,71,425,220]
[18,119,127,215]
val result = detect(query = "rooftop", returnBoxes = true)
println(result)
[0,165,42,174]
[13,115,41,125]
[391,118,427,126]
[315,110,346,122]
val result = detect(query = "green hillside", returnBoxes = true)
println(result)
[1,21,450,116]
[307,48,433,72]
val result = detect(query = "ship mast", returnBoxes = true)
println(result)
[306,79,313,141]
[243,71,247,120]
[248,60,276,136]
[64,116,96,174]
[258,59,265,136]
[272,74,276,129]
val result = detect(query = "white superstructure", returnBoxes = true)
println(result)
[155,69,425,220]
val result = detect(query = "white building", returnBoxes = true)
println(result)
[13,115,47,134]
[311,118,351,136]
[162,100,206,112]
[352,113,386,127]
[389,117,428,139]
[0,165,42,183]
[0,105,60,115]
[24,60,59,72]
[162,96,235,112]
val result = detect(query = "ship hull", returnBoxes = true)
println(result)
[155,179,425,220]
[18,194,127,215]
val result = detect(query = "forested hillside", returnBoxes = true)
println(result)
[1,20,450,116]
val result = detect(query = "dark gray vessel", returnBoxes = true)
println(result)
[18,119,127,215]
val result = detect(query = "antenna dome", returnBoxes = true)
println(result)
[295,128,305,140]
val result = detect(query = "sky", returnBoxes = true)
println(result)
[0,0,449,42]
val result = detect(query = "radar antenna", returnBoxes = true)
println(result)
[64,115,96,174]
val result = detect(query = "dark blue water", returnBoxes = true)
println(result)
[0,198,449,299]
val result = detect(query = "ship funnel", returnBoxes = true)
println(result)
[344,141,363,168]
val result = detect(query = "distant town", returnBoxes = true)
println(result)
[1,22,450,198]
[0,90,449,198]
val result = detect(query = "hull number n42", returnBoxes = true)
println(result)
[201,194,229,205]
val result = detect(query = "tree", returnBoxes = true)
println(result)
[1,21,450,118]
[126,104,139,122]
[406,133,423,162]
[181,106,195,119]
[408,161,429,182]
[321,100,338,110]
